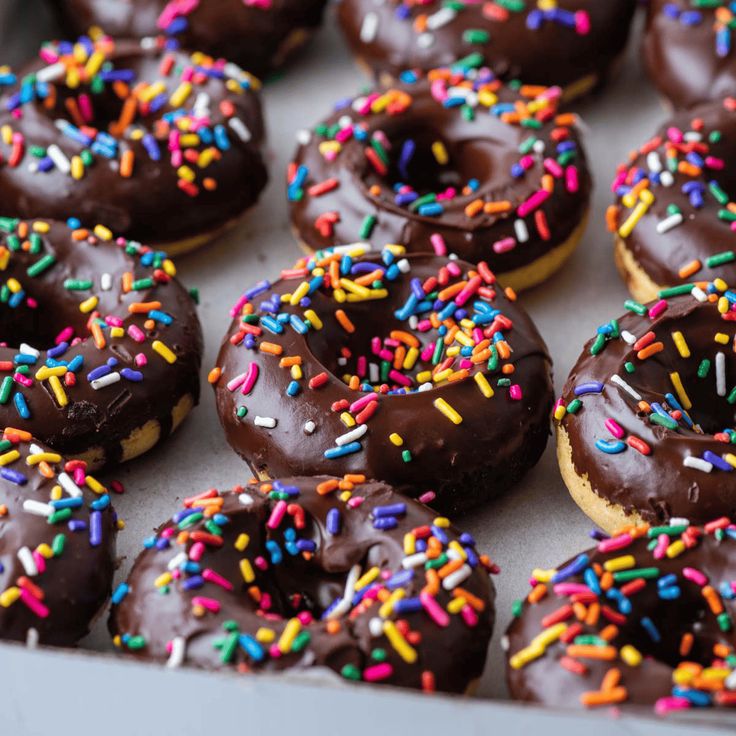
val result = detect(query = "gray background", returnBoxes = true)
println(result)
[1,1,733,733]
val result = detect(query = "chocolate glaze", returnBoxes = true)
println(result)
[506,524,736,710]
[645,0,736,110]
[51,0,329,79]
[110,476,496,693]
[612,99,736,291]
[560,294,736,525]
[0,219,203,466]
[289,70,591,278]
[338,0,636,89]
[213,251,553,515]
[0,432,116,646]
[0,37,267,248]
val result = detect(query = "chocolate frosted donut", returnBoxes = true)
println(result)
[51,0,329,80]
[645,0,736,110]
[0,218,202,469]
[211,245,553,514]
[0,34,267,256]
[609,98,736,304]
[338,0,637,100]
[110,476,497,692]
[0,428,117,646]
[555,285,736,533]
[289,64,591,292]
[505,519,736,713]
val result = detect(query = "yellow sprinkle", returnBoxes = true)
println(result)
[389,433,404,447]
[0,587,21,607]
[433,517,450,528]
[532,568,555,584]
[554,404,567,421]
[666,540,686,558]
[37,543,53,559]
[603,555,635,572]
[25,452,62,466]
[340,279,371,298]
[177,165,196,183]
[290,365,302,380]
[724,454,736,469]
[234,533,250,551]
[169,81,192,108]
[93,224,113,241]
[383,620,418,663]
[48,375,68,408]
[163,259,176,277]
[7,277,21,293]
[277,618,301,654]
[474,372,495,399]
[671,331,690,358]
[403,347,419,371]
[669,372,692,411]
[50,485,62,501]
[340,412,355,428]
[155,572,173,588]
[378,589,405,619]
[447,597,466,614]
[416,370,433,384]
[31,221,50,233]
[403,532,416,555]
[84,50,105,77]
[255,627,276,644]
[714,278,728,292]
[531,622,567,649]
[433,368,452,383]
[110,327,124,339]
[304,309,322,330]
[86,476,107,495]
[620,644,642,667]
[715,332,730,345]
[152,340,177,364]
[0,450,20,466]
[718,296,730,314]
[239,558,255,584]
[71,155,85,180]
[289,281,310,305]
[618,201,649,238]
[431,141,449,166]
[355,566,380,591]
[449,540,467,560]
[35,366,66,381]
[433,397,463,424]
[78,295,99,314]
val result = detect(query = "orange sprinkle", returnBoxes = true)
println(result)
[527,583,547,604]
[259,342,283,356]
[335,309,355,333]
[637,342,664,360]
[580,687,628,708]
[207,367,222,384]
[678,259,702,279]
[566,645,617,661]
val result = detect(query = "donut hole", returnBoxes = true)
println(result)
[367,124,507,207]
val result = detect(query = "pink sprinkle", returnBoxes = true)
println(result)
[55,327,74,345]
[254,556,268,571]
[347,496,365,509]
[566,166,579,193]
[202,569,234,591]
[420,591,450,627]
[682,567,708,586]
[229,294,249,318]
[461,604,478,627]
[13,373,32,387]
[705,156,725,170]
[226,372,246,392]
[655,696,690,716]
[388,369,412,387]
[543,158,563,178]
[553,583,590,596]
[363,663,394,682]
[418,490,436,504]
[430,233,447,256]
[134,352,147,367]
[191,596,220,613]
[517,189,550,217]
[189,541,205,562]
[454,276,481,306]
[648,299,667,319]
[20,589,49,618]
[493,237,517,254]
[241,363,259,395]
[127,325,146,343]
[667,126,684,144]
[446,261,462,277]
[297,611,313,625]
[350,393,379,413]
[267,500,288,529]
[32,551,46,575]
[604,418,625,439]
[509,385,522,400]
[575,10,591,34]
[653,533,669,560]
[598,533,632,553]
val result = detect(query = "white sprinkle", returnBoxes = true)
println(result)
[620,330,637,345]
[670,517,690,526]
[238,493,254,506]
[19,343,40,358]
[442,564,472,590]
[325,564,360,620]
[330,242,372,256]
[660,171,675,187]
[296,129,311,146]
[418,382,433,392]
[17,547,37,576]
[167,551,188,571]
[254,416,277,428]
[514,219,529,243]
[141,36,158,50]
[335,424,368,446]
[36,62,65,83]
[101,273,112,290]
[427,7,457,30]
[223,61,246,80]
[684,457,713,473]
[58,472,83,498]
[684,131,702,143]
[646,152,663,173]
[338,114,353,128]
[397,258,410,274]
[417,32,435,49]
[656,213,683,234]
[166,637,187,668]
[611,374,642,401]
[725,668,736,691]
[47,144,71,174]
[360,12,379,42]
[337,357,347,367]
[369,363,380,384]
[500,634,510,652]
[192,92,211,118]
[408,315,419,330]
[402,552,427,569]
[29,443,45,455]
[91,372,121,390]
[716,351,726,396]
[369,617,384,637]
[229,117,252,143]
[26,628,39,649]
[22,500,53,517]
[304,420,316,435]
[533,139,546,155]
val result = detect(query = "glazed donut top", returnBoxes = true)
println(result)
[338,0,636,88]
[0,34,266,245]
[645,0,736,109]
[0,427,117,645]
[609,98,736,290]
[556,284,736,525]
[506,518,736,712]
[289,63,589,272]
[211,245,552,511]
[110,476,498,693]
[0,218,202,461]
[56,0,328,78]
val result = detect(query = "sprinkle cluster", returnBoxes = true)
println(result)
[358,1,591,51]
[661,1,735,58]
[1,218,187,421]
[509,518,736,712]
[211,244,527,466]
[608,99,736,279]
[0,427,117,627]
[555,282,736,476]
[113,477,497,688]
[0,34,257,198]
[291,61,582,258]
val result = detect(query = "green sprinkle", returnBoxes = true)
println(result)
[567,398,582,414]
[26,254,56,278]
[624,299,647,316]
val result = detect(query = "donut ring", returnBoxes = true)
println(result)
[0,218,202,470]
[211,245,553,515]
[51,0,329,80]
[288,64,591,292]
[109,475,497,693]
[644,0,736,110]
[0,428,117,646]
[609,99,736,305]
[555,285,736,533]
[505,519,736,713]
[337,0,636,100]
[0,35,267,256]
